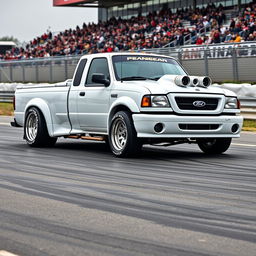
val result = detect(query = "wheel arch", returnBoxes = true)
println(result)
[108,97,140,133]
[24,98,54,137]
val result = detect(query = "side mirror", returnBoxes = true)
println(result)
[92,73,110,86]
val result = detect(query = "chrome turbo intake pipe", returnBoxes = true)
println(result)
[197,76,212,88]
[161,75,212,88]
[189,76,200,87]
[174,75,190,87]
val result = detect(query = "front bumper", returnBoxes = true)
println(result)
[132,114,243,138]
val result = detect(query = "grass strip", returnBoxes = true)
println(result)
[243,120,256,132]
[0,103,14,116]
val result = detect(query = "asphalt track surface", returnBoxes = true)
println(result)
[0,119,256,256]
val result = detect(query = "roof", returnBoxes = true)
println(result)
[53,0,141,8]
[80,52,175,60]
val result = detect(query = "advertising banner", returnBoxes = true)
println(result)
[181,42,256,59]
[53,0,87,6]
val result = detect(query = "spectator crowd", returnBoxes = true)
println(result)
[194,2,256,45]
[0,2,255,61]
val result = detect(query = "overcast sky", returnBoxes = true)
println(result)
[0,0,98,43]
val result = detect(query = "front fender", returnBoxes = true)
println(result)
[108,96,140,132]
[24,98,54,137]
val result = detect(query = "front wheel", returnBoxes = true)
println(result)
[197,138,232,154]
[109,111,141,157]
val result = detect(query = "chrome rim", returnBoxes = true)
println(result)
[25,111,38,142]
[111,117,127,151]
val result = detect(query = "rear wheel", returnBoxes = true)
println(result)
[197,138,232,154]
[24,107,57,147]
[109,111,141,157]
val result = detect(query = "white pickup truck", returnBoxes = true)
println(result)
[12,53,243,157]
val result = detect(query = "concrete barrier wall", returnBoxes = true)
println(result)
[237,58,256,82]
[208,58,234,81]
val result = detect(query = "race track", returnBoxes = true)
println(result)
[0,121,256,256]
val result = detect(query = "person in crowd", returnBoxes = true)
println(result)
[2,2,255,60]
[234,32,242,42]
[196,36,204,45]
[223,30,233,42]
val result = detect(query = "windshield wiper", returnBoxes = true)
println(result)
[121,76,159,81]
[121,76,148,81]
[150,76,162,81]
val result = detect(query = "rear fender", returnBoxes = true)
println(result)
[24,98,54,137]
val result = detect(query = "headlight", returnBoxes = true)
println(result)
[152,96,169,107]
[225,97,240,109]
[141,95,170,107]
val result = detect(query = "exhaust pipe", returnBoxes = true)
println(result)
[198,76,212,88]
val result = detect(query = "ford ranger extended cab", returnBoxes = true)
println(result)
[12,53,243,157]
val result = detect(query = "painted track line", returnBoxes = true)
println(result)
[0,251,19,256]
[232,143,256,147]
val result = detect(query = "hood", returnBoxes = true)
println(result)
[120,75,237,97]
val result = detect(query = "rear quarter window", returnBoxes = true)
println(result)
[73,59,87,86]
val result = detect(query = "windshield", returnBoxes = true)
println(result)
[112,55,187,81]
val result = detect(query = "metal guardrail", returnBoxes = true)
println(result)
[239,97,256,108]
[0,91,255,111]
[0,91,14,103]
[0,91,255,120]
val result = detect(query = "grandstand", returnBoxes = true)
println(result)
[53,0,252,21]
[0,0,255,61]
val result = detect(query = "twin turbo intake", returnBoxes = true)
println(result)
[171,75,212,88]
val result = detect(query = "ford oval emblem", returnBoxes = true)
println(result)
[193,101,206,107]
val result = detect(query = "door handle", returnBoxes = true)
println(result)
[79,92,85,96]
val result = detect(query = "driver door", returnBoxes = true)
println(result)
[77,57,111,133]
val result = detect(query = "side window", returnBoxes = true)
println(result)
[86,58,110,86]
[73,59,87,86]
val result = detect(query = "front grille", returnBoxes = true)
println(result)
[179,124,220,130]
[175,97,219,110]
